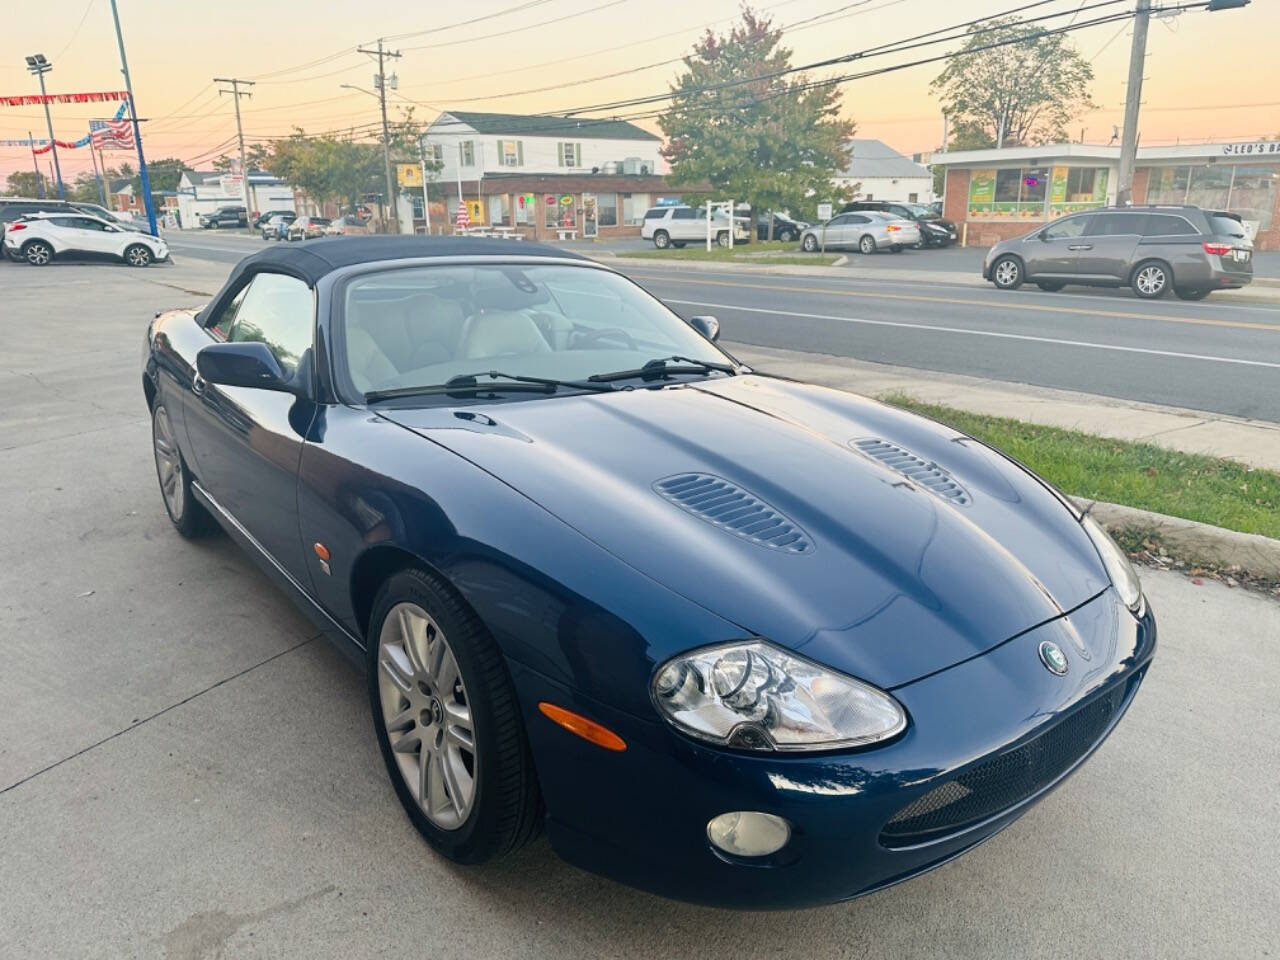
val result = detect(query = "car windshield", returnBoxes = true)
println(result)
[897,204,932,218]
[340,263,730,398]
[311,218,331,226]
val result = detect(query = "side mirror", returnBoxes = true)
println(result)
[689,315,720,341]
[197,341,298,393]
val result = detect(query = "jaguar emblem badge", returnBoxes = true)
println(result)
[1038,640,1069,676]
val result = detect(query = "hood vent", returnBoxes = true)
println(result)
[654,474,813,554]
[852,438,972,506]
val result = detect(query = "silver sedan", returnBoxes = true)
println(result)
[801,211,920,254]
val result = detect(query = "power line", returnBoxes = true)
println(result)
[399,0,627,52]
[383,0,557,42]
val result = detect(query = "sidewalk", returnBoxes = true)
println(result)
[728,341,1280,474]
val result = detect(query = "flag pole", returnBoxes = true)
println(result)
[88,127,108,207]
[30,132,44,199]
[108,0,157,236]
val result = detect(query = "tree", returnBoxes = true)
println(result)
[212,154,234,172]
[267,129,385,212]
[931,16,1096,148]
[4,170,45,197]
[658,7,855,235]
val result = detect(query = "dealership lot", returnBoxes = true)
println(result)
[2,262,1278,958]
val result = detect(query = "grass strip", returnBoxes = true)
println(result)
[881,394,1280,540]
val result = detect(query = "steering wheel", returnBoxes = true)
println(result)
[572,326,637,350]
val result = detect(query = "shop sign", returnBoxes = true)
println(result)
[559,194,574,206]
[1049,167,1069,205]
[1222,142,1280,156]
[396,163,422,188]
[968,169,996,205]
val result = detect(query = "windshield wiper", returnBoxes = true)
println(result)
[587,355,737,383]
[364,369,615,403]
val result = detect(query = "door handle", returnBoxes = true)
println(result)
[192,373,207,396]
[1068,244,1092,250]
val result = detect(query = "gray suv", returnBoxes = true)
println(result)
[983,205,1253,301]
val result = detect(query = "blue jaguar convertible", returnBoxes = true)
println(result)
[142,237,1155,909]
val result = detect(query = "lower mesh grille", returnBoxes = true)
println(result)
[880,682,1129,847]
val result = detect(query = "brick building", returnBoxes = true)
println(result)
[932,140,1280,250]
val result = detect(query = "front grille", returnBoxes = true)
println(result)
[880,682,1129,848]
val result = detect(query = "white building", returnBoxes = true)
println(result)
[834,138,934,204]
[175,170,294,229]
[423,110,664,186]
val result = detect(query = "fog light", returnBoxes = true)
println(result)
[707,811,791,857]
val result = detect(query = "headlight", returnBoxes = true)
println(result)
[1082,514,1144,615]
[651,640,906,751]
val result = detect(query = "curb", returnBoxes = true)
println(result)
[1073,497,1280,581]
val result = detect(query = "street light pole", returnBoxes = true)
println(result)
[25,56,64,199]
[108,0,158,236]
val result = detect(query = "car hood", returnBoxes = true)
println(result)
[380,376,1108,688]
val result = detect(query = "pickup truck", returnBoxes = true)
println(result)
[640,205,750,249]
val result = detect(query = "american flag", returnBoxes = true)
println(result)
[90,118,134,151]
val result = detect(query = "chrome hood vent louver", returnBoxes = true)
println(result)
[654,473,814,554]
[852,438,972,506]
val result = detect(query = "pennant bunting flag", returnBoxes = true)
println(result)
[0,90,129,107]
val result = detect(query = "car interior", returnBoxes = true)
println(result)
[341,265,708,395]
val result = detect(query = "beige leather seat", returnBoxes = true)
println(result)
[458,310,551,360]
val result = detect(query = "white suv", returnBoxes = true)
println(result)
[2,212,168,267]
[640,205,749,249]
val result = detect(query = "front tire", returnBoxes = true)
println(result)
[1132,260,1170,299]
[124,244,153,268]
[990,255,1024,290]
[778,229,794,243]
[151,401,210,538]
[858,234,877,255]
[802,234,818,253]
[368,568,541,864]
[653,230,670,249]
[22,240,53,266]
[717,231,731,248]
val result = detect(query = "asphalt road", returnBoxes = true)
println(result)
[159,230,1280,422]
[2,261,1278,959]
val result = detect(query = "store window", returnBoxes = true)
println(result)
[1146,163,1276,231]
[1189,164,1233,209]
[557,142,581,168]
[1049,166,1109,217]
[1146,165,1191,206]
[621,192,650,225]
[515,193,535,225]
[1225,165,1277,231]
[597,192,618,227]
[971,167,1056,219]
[545,194,574,229]
[497,140,523,167]
[488,194,510,226]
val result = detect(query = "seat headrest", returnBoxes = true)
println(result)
[459,311,550,359]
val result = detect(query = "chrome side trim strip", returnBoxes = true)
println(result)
[190,479,364,649]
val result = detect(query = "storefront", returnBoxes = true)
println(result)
[439,172,695,240]
[934,141,1280,250]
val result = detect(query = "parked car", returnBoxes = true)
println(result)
[199,206,248,229]
[842,200,957,248]
[287,216,331,241]
[141,235,1153,909]
[72,201,137,227]
[254,209,296,229]
[927,200,944,218]
[800,211,920,254]
[640,205,749,249]
[325,215,372,237]
[3,211,168,266]
[984,205,1253,300]
[756,213,809,242]
[259,213,296,241]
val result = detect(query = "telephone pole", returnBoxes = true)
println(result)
[357,40,402,234]
[214,77,256,233]
[1115,0,1150,206]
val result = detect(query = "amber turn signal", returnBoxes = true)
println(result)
[538,702,626,752]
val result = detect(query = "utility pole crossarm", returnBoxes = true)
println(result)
[214,78,256,234]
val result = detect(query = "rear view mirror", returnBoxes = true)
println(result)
[689,315,720,341]
[197,341,298,394]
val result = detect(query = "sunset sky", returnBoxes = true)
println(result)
[3,0,1278,181]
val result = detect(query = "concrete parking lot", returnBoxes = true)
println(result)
[2,260,1277,959]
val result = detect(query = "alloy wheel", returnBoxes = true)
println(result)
[377,602,477,831]
[152,404,184,521]
[994,259,1020,288]
[25,242,51,266]
[802,235,817,252]
[859,235,876,255]
[1135,265,1167,297]
[126,246,152,267]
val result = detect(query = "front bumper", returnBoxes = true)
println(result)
[515,588,1155,909]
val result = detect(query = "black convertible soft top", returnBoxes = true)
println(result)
[224,235,587,288]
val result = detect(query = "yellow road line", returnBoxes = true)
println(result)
[625,273,1280,334]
